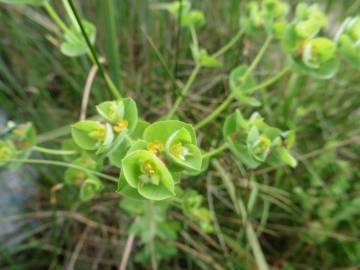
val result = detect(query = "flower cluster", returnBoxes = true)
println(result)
[70,99,203,201]
[223,110,297,169]
[0,122,36,168]
[242,0,290,38]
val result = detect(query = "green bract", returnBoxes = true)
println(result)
[0,0,46,5]
[335,17,360,68]
[289,38,339,79]
[60,20,96,57]
[0,140,16,166]
[80,176,103,201]
[71,121,114,151]
[229,65,260,107]
[223,110,297,169]
[96,98,138,134]
[121,150,175,200]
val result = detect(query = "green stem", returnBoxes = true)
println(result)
[67,0,122,99]
[202,143,228,159]
[103,0,122,90]
[167,65,201,118]
[32,145,78,156]
[242,35,273,80]
[212,29,245,58]
[147,201,157,270]
[195,95,232,130]
[43,2,70,33]
[190,25,199,52]
[6,158,118,183]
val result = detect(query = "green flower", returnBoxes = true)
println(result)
[80,177,103,201]
[71,121,114,151]
[121,150,175,200]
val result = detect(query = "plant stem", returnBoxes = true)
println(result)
[6,158,118,183]
[43,2,70,33]
[67,0,122,99]
[212,29,245,58]
[195,95,232,130]
[167,65,201,118]
[103,0,122,90]
[202,143,228,159]
[32,145,78,156]
[147,201,157,270]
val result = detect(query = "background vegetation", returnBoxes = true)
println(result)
[0,0,359,269]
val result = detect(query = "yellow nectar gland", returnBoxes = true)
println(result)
[142,160,157,176]
[13,124,26,137]
[170,142,186,160]
[113,120,128,133]
[254,135,271,155]
[147,141,163,156]
[75,171,86,186]
[88,128,106,140]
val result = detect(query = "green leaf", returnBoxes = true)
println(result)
[80,176,103,201]
[60,20,96,57]
[0,0,46,5]
[191,47,222,68]
[143,120,197,145]
[121,150,175,200]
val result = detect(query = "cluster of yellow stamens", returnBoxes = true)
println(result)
[113,119,128,133]
[147,140,163,156]
[170,142,187,160]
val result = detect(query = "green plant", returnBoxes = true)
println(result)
[0,0,359,269]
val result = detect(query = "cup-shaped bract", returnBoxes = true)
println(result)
[121,150,175,200]
[0,140,16,166]
[80,176,103,201]
[165,128,202,172]
[223,110,297,168]
[290,38,338,79]
[71,121,114,151]
[96,98,138,135]
[336,17,360,69]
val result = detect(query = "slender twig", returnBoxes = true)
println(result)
[6,158,118,183]
[43,2,70,33]
[67,226,91,270]
[118,219,137,270]
[212,29,245,58]
[202,143,228,159]
[167,65,201,118]
[67,0,122,99]
[32,145,78,156]
[147,201,157,270]
[80,64,98,120]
